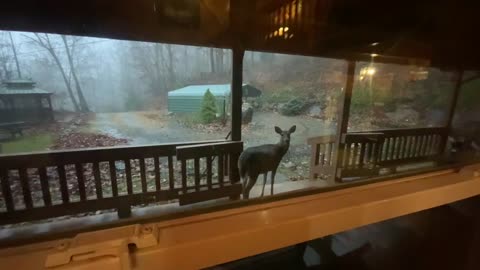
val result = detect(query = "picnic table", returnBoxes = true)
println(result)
[0,121,26,138]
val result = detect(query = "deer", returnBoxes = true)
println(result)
[238,125,296,199]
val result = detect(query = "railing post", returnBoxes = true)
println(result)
[117,199,132,219]
[439,69,464,154]
[231,48,244,142]
[332,61,356,182]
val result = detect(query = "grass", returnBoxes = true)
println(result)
[175,113,204,128]
[0,134,53,154]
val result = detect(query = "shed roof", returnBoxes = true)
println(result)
[168,84,233,97]
[0,88,51,95]
[168,83,262,97]
[0,80,51,95]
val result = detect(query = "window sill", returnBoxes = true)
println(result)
[1,164,479,269]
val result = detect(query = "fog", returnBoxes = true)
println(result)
[0,31,240,113]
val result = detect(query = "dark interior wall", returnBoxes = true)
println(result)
[209,196,480,270]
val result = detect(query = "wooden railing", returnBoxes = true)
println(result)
[308,135,336,180]
[338,133,385,178]
[376,127,448,167]
[308,127,449,181]
[176,142,243,205]
[0,140,242,225]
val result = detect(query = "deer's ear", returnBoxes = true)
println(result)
[275,126,282,134]
[289,125,296,133]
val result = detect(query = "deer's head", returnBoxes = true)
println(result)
[275,125,296,146]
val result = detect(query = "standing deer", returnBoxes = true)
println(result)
[239,125,296,199]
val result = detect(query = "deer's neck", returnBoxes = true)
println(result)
[277,141,290,155]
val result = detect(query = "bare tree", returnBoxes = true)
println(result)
[0,35,12,80]
[216,49,224,72]
[8,32,21,79]
[166,44,175,88]
[24,33,80,111]
[61,35,90,111]
[210,47,216,73]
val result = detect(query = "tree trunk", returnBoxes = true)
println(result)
[61,35,90,112]
[49,48,80,112]
[154,44,161,87]
[8,32,21,79]
[210,48,216,73]
[166,44,175,89]
[216,49,224,72]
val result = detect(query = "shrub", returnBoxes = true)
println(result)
[200,89,218,123]
[351,85,395,113]
[280,97,308,116]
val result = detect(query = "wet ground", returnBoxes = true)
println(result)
[91,110,335,146]
[90,110,335,184]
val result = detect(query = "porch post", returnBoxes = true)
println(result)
[231,48,244,142]
[332,60,356,182]
[439,69,464,153]
[47,95,54,121]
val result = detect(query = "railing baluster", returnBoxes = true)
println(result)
[426,135,433,155]
[168,155,174,190]
[326,143,332,165]
[384,137,391,160]
[411,136,418,157]
[38,167,52,206]
[218,154,224,186]
[224,155,229,176]
[19,168,33,209]
[75,164,87,201]
[421,135,429,156]
[206,156,213,189]
[412,136,419,157]
[125,160,133,194]
[140,158,147,193]
[0,169,14,212]
[181,159,187,192]
[314,144,320,165]
[417,136,425,157]
[359,142,366,168]
[194,158,200,191]
[154,157,161,192]
[57,165,69,203]
[344,143,352,168]
[109,161,118,197]
[366,143,373,164]
[400,136,407,159]
[93,162,103,199]
[396,137,403,159]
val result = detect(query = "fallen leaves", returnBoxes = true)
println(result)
[52,133,129,149]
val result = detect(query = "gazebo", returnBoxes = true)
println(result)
[0,79,53,124]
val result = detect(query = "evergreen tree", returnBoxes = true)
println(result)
[200,89,218,123]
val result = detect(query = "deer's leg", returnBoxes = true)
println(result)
[243,173,258,199]
[261,173,268,197]
[271,169,276,195]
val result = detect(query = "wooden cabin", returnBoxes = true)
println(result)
[0,0,479,269]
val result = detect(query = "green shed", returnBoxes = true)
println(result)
[167,84,261,114]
